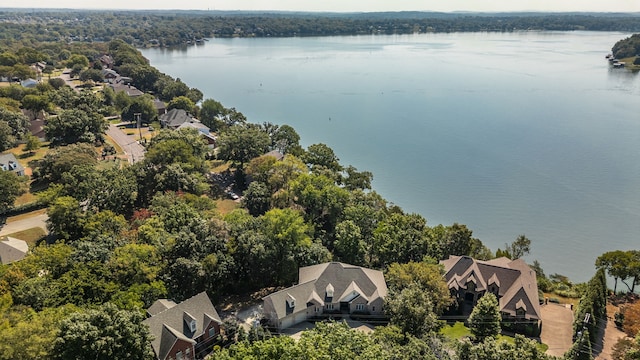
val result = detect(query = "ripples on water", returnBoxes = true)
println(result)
[141,31,640,282]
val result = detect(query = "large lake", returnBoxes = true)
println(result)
[141,32,640,283]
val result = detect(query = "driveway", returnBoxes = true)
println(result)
[57,69,80,92]
[0,213,48,237]
[107,124,145,163]
[540,303,574,357]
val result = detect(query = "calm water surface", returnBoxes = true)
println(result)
[141,32,640,282]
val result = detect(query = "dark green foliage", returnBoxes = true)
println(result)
[0,107,29,151]
[0,170,25,213]
[52,303,154,360]
[385,282,442,337]
[44,108,108,145]
[613,34,640,59]
[468,293,501,341]
[217,125,271,167]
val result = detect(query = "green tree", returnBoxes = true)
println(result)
[304,143,342,172]
[217,125,271,168]
[334,220,366,265]
[52,303,154,360]
[23,134,40,155]
[385,261,452,314]
[21,94,52,118]
[0,170,25,213]
[0,107,29,150]
[45,108,108,145]
[36,143,97,183]
[385,282,441,338]
[65,54,89,69]
[271,124,301,155]
[121,94,157,124]
[241,181,271,216]
[596,250,630,294]
[468,293,501,341]
[46,196,85,241]
[167,95,195,113]
[199,98,225,130]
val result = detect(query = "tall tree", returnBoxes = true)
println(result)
[0,170,25,213]
[385,282,441,338]
[217,125,270,168]
[468,293,501,342]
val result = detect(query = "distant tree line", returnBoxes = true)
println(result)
[0,10,640,48]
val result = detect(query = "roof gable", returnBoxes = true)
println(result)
[263,262,388,321]
[441,255,540,320]
[0,237,29,264]
[143,292,221,358]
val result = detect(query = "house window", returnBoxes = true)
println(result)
[209,327,216,337]
[516,308,526,318]
[372,306,375,312]
[355,304,365,311]
[176,351,183,360]
[190,320,197,332]
[315,306,320,313]
[326,303,334,310]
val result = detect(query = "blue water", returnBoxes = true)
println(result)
[141,31,640,283]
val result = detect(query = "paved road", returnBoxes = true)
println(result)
[107,124,145,163]
[540,303,574,357]
[0,214,48,238]
[57,68,80,92]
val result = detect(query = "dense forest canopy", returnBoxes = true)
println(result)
[0,10,639,47]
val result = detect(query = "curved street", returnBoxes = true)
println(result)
[106,124,145,163]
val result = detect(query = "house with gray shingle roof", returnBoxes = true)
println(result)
[143,292,222,360]
[441,255,541,331]
[0,237,29,264]
[262,262,388,331]
[0,153,25,176]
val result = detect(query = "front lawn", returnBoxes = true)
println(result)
[440,321,548,352]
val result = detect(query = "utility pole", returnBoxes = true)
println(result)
[134,112,142,140]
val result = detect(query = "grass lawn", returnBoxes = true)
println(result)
[216,199,239,215]
[14,192,39,206]
[440,322,548,352]
[209,160,231,173]
[5,208,47,223]
[543,292,579,307]
[4,227,46,248]
[441,322,471,340]
[618,57,640,70]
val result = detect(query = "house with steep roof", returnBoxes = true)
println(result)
[0,153,25,176]
[441,255,541,332]
[262,262,388,331]
[0,237,29,264]
[143,292,223,360]
[159,109,199,130]
[109,82,144,97]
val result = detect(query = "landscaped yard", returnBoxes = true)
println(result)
[440,321,548,352]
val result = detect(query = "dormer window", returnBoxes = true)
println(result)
[183,311,197,332]
[326,283,334,298]
[286,294,296,308]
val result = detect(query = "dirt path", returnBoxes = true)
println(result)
[594,304,628,360]
[540,303,574,357]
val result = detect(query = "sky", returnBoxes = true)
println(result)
[5,0,640,13]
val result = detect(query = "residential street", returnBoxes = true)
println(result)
[0,213,48,238]
[107,124,145,163]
